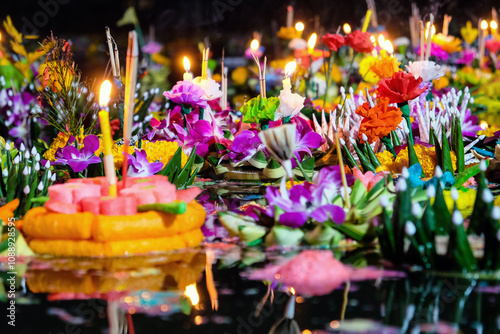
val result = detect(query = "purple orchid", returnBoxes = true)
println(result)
[462,108,482,137]
[228,129,266,163]
[0,88,37,147]
[163,81,209,109]
[263,166,348,228]
[293,116,324,158]
[144,108,185,143]
[456,49,475,67]
[51,135,101,173]
[125,150,164,177]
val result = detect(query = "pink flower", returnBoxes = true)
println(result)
[352,167,388,191]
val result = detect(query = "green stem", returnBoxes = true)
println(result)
[294,156,312,182]
[343,51,357,87]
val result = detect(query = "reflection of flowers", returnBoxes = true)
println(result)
[356,97,403,144]
[377,71,426,104]
[51,135,101,173]
[126,149,164,177]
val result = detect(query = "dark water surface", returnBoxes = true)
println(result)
[1,182,500,333]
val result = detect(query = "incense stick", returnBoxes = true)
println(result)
[334,130,351,209]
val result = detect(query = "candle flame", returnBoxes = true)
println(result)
[384,40,394,54]
[250,39,260,52]
[184,283,200,306]
[307,33,317,52]
[99,80,112,107]
[290,287,296,295]
[343,23,351,34]
[491,20,498,30]
[370,35,375,43]
[284,61,297,77]
[481,20,488,30]
[183,56,190,72]
[425,23,436,38]
[378,34,385,47]
[295,22,304,32]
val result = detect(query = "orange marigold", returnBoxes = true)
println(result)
[369,51,401,79]
[356,97,403,144]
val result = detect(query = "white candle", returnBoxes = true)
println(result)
[282,61,296,91]
[183,56,193,81]
[425,14,434,61]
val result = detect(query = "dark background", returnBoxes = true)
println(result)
[0,0,497,84]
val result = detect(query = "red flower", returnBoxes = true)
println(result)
[322,33,346,51]
[486,39,500,55]
[377,71,426,104]
[346,31,374,53]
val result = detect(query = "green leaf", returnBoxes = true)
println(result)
[175,147,197,189]
[441,125,454,173]
[453,117,465,173]
[137,201,187,214]
[240,96,280,123]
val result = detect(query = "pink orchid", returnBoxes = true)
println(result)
[352,167,388,191]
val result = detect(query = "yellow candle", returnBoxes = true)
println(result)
[491,21,498,40]
[295,22,304,38]
[98,80,117,197]
[362,9,372,33]
[307,33,317,55]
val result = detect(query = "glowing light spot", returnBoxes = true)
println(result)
[194,315,203,325]
[330,320,340,329]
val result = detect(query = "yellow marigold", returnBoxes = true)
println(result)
[359,56,379,83]
[369,51,401,79]
[432,76,450,90]
[43,132,86,161]
[96,140,187,170]
[376,144,456,177]
[478,123,500,137]
[231,67,248,86]
[432,33,462,53]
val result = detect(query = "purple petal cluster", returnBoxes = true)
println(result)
[126,150,164,177]
[51,135,101,172]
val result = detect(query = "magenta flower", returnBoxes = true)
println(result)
[51,135,101,173]
[228,129,265,163]
[142,41,163,54]
[293,117,324,158]
[264,167,348,228]
[415,43,449,61]
[163,81,208,109]
[456,49,475,67]
[125,150,164,177]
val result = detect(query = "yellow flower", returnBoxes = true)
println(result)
[359,56,379,83]
[432,33,462,53]
[96,140,187,170]
[478,124,500,137]
[285,180,305,189]
[369,51,401,79]
[460,21,478,45]
[432,76,450,90]
[329,63,343,83]
[43,132,86,161]
[212,73,222,82]
[231,67,248,86]
[442,188,476,217]
[376,144,457,177]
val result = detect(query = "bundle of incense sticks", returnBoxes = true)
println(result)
[105,27,121,87]
[201,48,209,80]
[251,53,267,99]
[121,31,139,188]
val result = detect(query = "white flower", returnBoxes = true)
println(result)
[275,90,305,120]
[192,77,223,101]
[406,60,444,82]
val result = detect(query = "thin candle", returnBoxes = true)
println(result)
[479,19,488,67]
[362,9,372,32]
[286,5,293,28]
[295,22,304,38]
[420,20,424,60]
[491,20,498,40]
[201,48,209,80]
[98,80,117,196]
[282,61,296,91]
[425,14,434,61]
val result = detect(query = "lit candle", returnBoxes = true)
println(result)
[183,56,193,81]
[384,40,394,55]
[307,33,317,55]
[343,23,351,35]
[491,20,498,40]
[370,35,377,56]
[282,61,297,91]
[479,19,488,67]
[286,5,293,28]
[425,14,434,61]
[250,39,260,53]
[98,80,117,197]
[362,9,372,33]
[295,22,304,38]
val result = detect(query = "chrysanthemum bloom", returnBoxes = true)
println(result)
[432,33,462,54]
[356,97,403,144]
[370,51,401,79]
[346,30,374,53]
[322,33,346,51]
[377,71,426,104]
